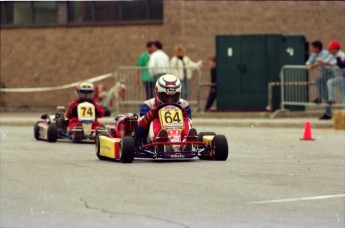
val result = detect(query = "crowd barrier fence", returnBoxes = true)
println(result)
[271,65,344,118]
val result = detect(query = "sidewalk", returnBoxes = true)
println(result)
[0,111,334,129]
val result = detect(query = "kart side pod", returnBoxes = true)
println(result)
[97,135,121,159]
[96,133,135,163]
[202,135,214,146]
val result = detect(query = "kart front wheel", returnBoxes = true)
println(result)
[47,124,58,143]
[213,135,228,161]
[34,121,42,140]
[120,136,135,163]
[95,132,108,160]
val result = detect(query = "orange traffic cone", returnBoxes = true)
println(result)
[301,121,315,140]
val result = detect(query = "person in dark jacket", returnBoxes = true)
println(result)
[204,57,217,112]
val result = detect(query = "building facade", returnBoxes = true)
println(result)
[1,0,344,109]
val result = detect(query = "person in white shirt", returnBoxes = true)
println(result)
[148,41,170,81]
[305,40,333,104]
[170,44,203,99]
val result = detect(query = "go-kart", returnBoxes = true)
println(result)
[34,102,106,143]
[96,103,229,163]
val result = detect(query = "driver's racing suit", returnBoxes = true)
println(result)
[66,99,105,130]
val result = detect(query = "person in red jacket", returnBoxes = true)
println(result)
[66,81,105,131]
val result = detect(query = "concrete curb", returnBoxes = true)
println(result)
[192,118,333,129]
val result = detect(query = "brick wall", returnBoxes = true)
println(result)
[1,0,344,109]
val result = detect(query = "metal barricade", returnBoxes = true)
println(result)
[113,66,201,113]
[272,65,344,118]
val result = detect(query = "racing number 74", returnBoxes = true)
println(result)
[81,107,93,116]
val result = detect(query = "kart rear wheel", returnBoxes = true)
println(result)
[120,136,135,163]
[213,135,228,161]
[34,121,42,140]
[47,124,58,143]
[198,132,216,141]
[95,132,108,160]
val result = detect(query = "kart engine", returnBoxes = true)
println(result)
[114,113,138,138]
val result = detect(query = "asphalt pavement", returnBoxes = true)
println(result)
[0,125,344,227]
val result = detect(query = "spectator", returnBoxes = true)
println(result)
[137,41,155,99]
[204,57,217,112]
[324,40,345,119]
[148,41,170,82]
[170,44,203,99]
[305,41,333,105]
[94,84,111,116]
[94,84,107,103]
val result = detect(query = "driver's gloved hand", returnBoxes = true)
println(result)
[70,104,78,117]
[138,107,158,130]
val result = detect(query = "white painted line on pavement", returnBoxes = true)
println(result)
[247,194,345,205]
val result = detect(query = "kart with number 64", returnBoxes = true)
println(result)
[96,103,229,163]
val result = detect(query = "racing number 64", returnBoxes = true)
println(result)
[164,111,181,123]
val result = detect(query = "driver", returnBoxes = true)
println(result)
[66,81,105,131]
[137,74,197,150]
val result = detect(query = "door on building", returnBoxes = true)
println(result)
[216,35,267,110]
[216,34,306,111]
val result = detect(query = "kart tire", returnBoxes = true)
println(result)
[47,124,58,143]
[213,135,228,161]
[198,132,216,141]
[120,136,135,163]
[95,132,108,160]
[34,121,41,140]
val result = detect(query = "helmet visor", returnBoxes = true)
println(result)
[158,92,180,103]
[77,91,94,101]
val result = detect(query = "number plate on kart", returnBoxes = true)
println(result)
[77,102,96,121]
[159,105,184,129]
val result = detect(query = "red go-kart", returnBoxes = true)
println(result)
[96,103,229,163]
[34,102,106,143]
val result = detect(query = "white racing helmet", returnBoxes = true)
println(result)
[76,81,95,102]
[155,74,182,104]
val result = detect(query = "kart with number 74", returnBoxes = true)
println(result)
[34,102,106,143]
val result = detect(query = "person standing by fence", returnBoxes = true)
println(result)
[306,41,333,105]
[148,41,170,83]
[204,57,217,112]
[305,41,335,119]
[137,41,155,99]
[170,44,203,99]
[322,40,345,119]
